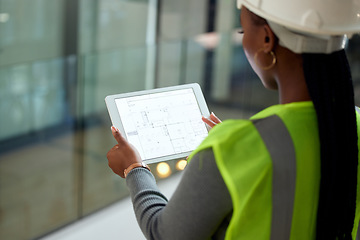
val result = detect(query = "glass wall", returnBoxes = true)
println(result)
[0,1,77,239]
[0,0,209,239]
[79,0,151,216]
[0,0,359,239]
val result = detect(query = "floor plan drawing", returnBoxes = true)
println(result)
[116,89,208,160]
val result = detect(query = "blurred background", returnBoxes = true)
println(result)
[0,0,359,239]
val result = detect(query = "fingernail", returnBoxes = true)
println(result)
[111,126,117,132]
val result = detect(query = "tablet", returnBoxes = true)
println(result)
[105,83,210,164]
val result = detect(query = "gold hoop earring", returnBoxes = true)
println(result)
[254,48,277,70]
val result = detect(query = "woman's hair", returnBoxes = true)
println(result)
[247,10,359,239]
[303,50,358,240]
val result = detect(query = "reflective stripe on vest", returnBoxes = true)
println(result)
[252,115,296,240]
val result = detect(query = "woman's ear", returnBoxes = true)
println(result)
[263,24,276,53]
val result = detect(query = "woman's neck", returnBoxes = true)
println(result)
[274,47,311,104]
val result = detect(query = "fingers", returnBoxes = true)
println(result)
[210,112,221,124]
[202,116,216,128]
[202,112,222,129]
[111,126,125,144]
[108,126,143,178]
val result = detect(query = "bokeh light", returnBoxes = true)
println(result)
[176,160,187,171]
[156,162,171,178]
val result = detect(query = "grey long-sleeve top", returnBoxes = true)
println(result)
[126,149,233,240]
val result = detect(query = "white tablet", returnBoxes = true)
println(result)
[105,83,210,164]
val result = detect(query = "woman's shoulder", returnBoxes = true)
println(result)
[188,119,256,160]
[201,119,257,147]
[211,118,253,134]
[211,118,253,132]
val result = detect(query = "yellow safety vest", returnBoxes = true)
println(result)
[188,101,360,240]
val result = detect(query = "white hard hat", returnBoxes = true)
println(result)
[237,0,360,53]
[237,0,360,36]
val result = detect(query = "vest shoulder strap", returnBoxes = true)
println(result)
[252,115,296,240]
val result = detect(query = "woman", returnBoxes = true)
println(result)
[107,0,360,239]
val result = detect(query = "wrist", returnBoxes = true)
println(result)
[124,162,151,178]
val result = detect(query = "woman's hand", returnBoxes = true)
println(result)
[202,112,222,129]
[107,126,142,178]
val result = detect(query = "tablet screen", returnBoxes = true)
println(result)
[115,88,208,161]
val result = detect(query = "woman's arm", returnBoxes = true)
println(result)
[126,149,233,240]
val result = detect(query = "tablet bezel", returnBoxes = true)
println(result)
[105,83,210,164]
